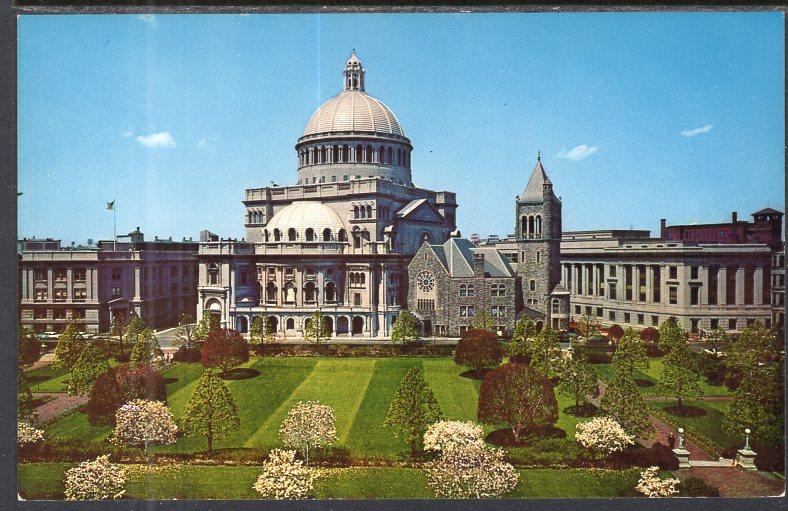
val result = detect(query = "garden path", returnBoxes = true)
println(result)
[32,392,88,425]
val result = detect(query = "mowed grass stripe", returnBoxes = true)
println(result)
[421,359,479,422]
[345,358,423,457]
[244,358,376,449]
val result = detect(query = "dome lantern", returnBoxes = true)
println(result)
[344,50,365,92]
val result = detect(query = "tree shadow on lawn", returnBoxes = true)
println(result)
[563,403,598,417]
[662,405,707,418]
[219,368,261,380]
[634,378,655,388]
[485,425,567,447]
[162,377,179,385]
[459,368,491,380]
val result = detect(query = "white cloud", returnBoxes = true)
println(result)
[136,14,157,27]
[557,144,600,161]
[135,131,175,148]
[680,124,713,137]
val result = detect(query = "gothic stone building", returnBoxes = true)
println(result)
[408,157,570,336]
[197,52,457,338]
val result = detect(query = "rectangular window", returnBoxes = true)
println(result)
[343,175,349,181]
[608,265,616,277]
[710,318,719,330]
[763,267,771,305]
[669,286,678,305]
[575,305,581,314]
[608,282,617,300]
[112,285,122,298]
[73,268,86,282]
[34,309,47,320]
[597,264,605,295]
[669,266,678,279]
[726,266,737,304]
[417,299,435,311]
[353,293,362,306]
[691,319,699,333]
[53,309,66,320]
[53,288,67,302]
[637,314,644,325]
[34,269,48,282]
[708,265,718,305]
[652,265,661,303]
[35,288,48,302]
[112,268,121,280]
[73,309,86,319]
[585,305,592,315]
[746,318,755,327]
[596,307,603,317]
[72,288,86,301]
[625,266,633,301]
[459,305,475,318]
[54,269,67,282]
[690,286,700,306]
[690,266,699,280]
[638,265,646,301]
[744,266,754,305]
[728,318,737,331]
[651,315,659,326]
[624,312,631,324]
[491,306,506,318]
[608,311,616,321]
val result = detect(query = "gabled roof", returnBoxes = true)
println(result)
[420,237,515,278]
[752,208,783,216]
[397,198,428,218]
[521,157,551,201]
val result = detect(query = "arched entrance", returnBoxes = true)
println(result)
[336,316,349,336]
[237,316,248,333]
[205,299,222,326]
[324,316,334,336]
[352,316,364,336]
[286,318,295,331]
[267,316,278,333]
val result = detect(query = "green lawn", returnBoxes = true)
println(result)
[648,399,738,450]
[25,360,121,393]
[44,356,587,460]
[18,462,644,499]
[592,359,733,397]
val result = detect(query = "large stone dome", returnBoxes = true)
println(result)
[264,201,347,242]
[303,91,404,137]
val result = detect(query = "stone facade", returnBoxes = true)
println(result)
[18,230,198,334]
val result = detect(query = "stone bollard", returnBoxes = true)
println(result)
[736,428,757,471]
[672,427,691,468]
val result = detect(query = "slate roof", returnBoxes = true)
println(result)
[397,198,428,218]
[425,237,515,278]
[521,158,551,201]
[752,208,783,216]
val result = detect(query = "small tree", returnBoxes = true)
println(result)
[577,314,601,342]
[612,328,649,379]
[180,368,240,453]
[639,327,660,345]
[529,326,563,378]
[303,311,330,345]
[607,324,625,343]
[454,329,502,375]
[470,309,495,331]
[53,322,83,370]
[110,399,179,449]
[86,364,167,425]
[249,315,273,345]
[657,319,702,409]
[68,341,110,395]
[130,328,163,365]
[201,328,250,374]
[253,449,316,499]
[557,355,599,411]
[423,420,484,453]
[704,327,730,360]
[384,368,443,457]
[173,313,198,349]
[18,371,36,420]
[477,363,558,443]
[64,455,126,500]
[574,417,634,458]
[18,325,41,369]
[658,316,686,354]
[193,315,219,341]
[426,442,519,498]
[506,317,537,360]
[391,310,419,344]
[635,466,680,498]
[114,315,145,359]
[279,400,337,465]
[600,366,654,438]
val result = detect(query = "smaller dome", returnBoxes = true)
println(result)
[264,201,348,242]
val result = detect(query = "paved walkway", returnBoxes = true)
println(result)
[32,392,88,425]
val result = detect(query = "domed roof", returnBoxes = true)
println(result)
[265,201,347,240]
[303,91,404,137]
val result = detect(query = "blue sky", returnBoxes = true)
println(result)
[18,12,785,244]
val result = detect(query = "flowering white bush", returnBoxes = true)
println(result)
[64,455,126,500]
[280,401,337,465]
[423,420,484,453]
[635,466,680,498]
[110,399,179,448]
[252,449,316,499]
[575,416,635,458]
[426,442,519,498]
[18,420,44,447]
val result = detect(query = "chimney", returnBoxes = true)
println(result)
[731,211,738,224]
[659,219,666,237]
[472,252,485,276]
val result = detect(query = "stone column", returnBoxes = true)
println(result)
[700,266,709,306]
[718,266,727,305]
[230,265,237,309]
[592,265,599,297]
[295,266,303,307]
[645,266,654,303]
[133,266,141,301]
[754,267,764,306]
[47,268,53,302]
[276,267,284,307]
[735,266,745,305]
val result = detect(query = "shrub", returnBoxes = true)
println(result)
[426,442,518,498]
[172,346,202,363]
[201,328,249,373]
[609,442,680,470]
[130,328,163,364]
[18,420,44,447]
[635,466,679,498]
[575,417,634,459]
[639,327,659,344]
[723,441,785,473]
[423,420,484,453]
[607,324,624,342]
[252,449,316,499]
[280,401,337,465]
[454,329,502,373]
[677,476,720,497]
[86,364,166,426]
[110,399,178,448]
[63,455,126,500]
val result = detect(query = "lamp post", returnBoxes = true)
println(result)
[672,426,690,468]
[736,427,757,470]
[743,428,751,451]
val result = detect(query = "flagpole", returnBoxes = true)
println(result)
[112,198,116,251]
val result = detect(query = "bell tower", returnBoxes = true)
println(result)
[343,50,365,92]
[515,153,563,324]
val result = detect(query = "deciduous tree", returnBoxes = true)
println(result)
[253,449,316,499]
[18,325,41,369]
[454,329,502,375]
[279,400,337,465]
[201,328,250,374]
[173,313,198,349]
[612,328,649,379]
[193,315,219,341]
[64,455,126,500]
[423,420,484,453]
[607,324,624,343]
[384,368,443,457]
[477,363,558,443]
[426,442,519,498]
[657,319,702,409]
[528,326,562,378]
[600,366,654,438]
[68,341,110,395]
[557,355,599,411]
[574,416,634,458]
[180,369,239,453]
[53,322,83,370]
[130,328,164,365]
[303,311,330,345]
[506,317,537,360]
[249,315,273,345]
[86,363,166,425]
[391,310,419,344]
[110,399,179,449]
[470,309,495,331]
[577,314,601,342]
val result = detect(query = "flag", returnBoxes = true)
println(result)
[106,200,115,211]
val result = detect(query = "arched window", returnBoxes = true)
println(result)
[529,279,536,292]
[284,282,296,303]
[237,316,248,333]
[366,145,373,162]
[305,228,314,242]
[325,281,336,302]
[320,146,327,164]
[333,145,340,162]
[354,234,362,249]
[353,205,359,219]
[521,216,528,236]
[287,228,297,241]
[491,283,506,297]
[360,205,366,219]
[286,317,295,330]
[397,148,402,165]
[342,145,349,163]
[352,316,364,335]
[322,228,332,241]
[338,229,347,242]
[420,232,433,244]
[266,282,277,302]
[387,147,393,164]
[366,205,372,218]
[378,146,385,163]
[264,230,270,242]
[356,144,362,163]
[304,282,317,303]
[459,284,467,297]
[207,263,220,285]
[536,215,542,236]
[528,216,535,237]
[274,229,281,242]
